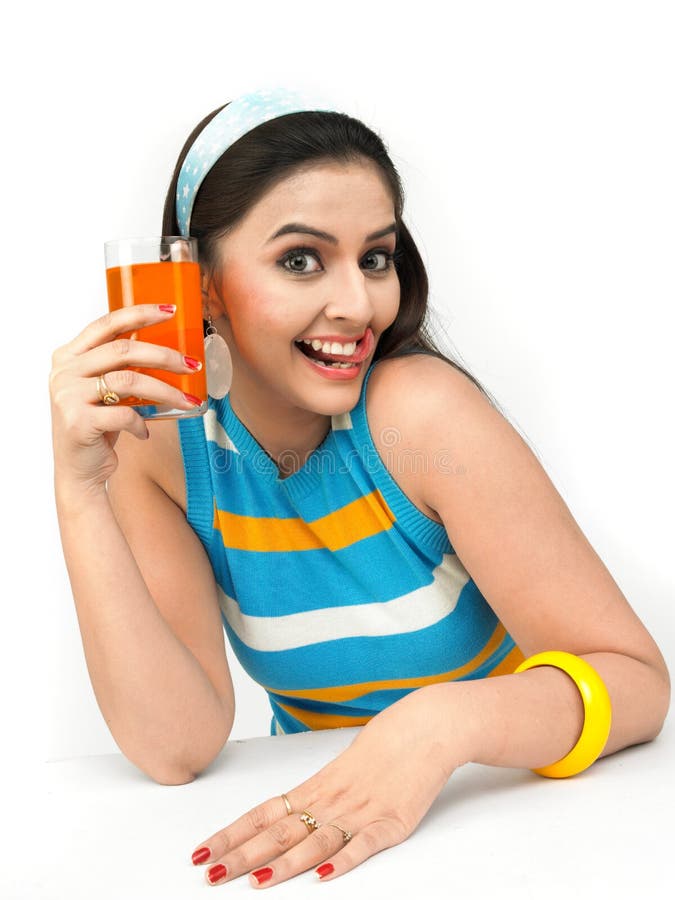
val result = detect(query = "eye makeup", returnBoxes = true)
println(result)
[277,246,400,276]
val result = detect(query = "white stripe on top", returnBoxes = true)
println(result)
[217,553,470,652]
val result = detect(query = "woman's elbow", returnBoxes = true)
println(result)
[133,725,232,785]
[634,655,671,744]
[151,766,198,786]
[650,659,671,738]
[142,744,227,785]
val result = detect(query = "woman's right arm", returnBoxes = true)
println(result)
[51,305,234,784]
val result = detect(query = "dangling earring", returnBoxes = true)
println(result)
[204,314,233,399]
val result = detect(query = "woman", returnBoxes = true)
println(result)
[49,87,670,889]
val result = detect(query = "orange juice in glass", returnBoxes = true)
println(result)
[104,237,207,419]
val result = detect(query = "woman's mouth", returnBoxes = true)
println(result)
[293,328,374,368]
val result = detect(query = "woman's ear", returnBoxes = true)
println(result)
[201,271,228,322]
[201,286,212,321]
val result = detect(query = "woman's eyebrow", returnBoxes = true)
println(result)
[265,222,398,245]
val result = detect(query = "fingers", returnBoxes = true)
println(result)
[245,820,353,887]
[86,369,203,412]
[70,337,201,380]
[50,303,203,409]
[205,815,322,885]
[242,819,406,888]
[51,329,203,430]
[193,796,291,867]
[62,303,178,358]
[88,404,150,443]
[52,372,147,442]
[308,820,406,884]
[50,303,201,492]
[55,371,201,451]
[192,796,406,888]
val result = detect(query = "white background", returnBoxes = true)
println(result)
[1,0,672,773]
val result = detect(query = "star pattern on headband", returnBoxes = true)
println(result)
[175,86,338,237]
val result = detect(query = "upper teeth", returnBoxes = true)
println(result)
[300,339,358,356]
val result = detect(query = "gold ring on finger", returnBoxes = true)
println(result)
[280,794,292,816]
[321,822,353,844]
[300,811,321,834]
[96,374,120,406]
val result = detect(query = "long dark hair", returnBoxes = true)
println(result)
[162,103,527,433]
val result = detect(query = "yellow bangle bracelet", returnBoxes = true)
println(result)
[513,650,612,778]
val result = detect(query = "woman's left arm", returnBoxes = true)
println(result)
[190,358,669,887]
[429,360,670,754]
[361,355,670,770]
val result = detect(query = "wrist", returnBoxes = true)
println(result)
[420,667,587,771]
[54,474,110,520]
[411,682,481,769]
[379,683,478,773]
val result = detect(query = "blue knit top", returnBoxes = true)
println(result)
[177,354,524,735]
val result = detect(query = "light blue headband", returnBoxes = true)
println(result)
[176,86,340,237]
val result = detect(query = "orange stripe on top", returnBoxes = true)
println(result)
[212,488,396,552]
[485,642,526,677]
[276,702,375,731]
[265,622,511,704]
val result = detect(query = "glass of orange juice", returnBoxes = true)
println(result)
[104,236,207,419]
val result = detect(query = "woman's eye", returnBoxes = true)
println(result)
[280,250,322,274]
[278,247,395,276]
[362,250,393,271]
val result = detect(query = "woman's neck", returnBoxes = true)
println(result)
[228,388,332,476]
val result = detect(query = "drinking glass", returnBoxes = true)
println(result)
[104,236,207,419]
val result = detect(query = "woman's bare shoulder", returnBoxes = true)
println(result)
[368,352,478,391]
[364,354,476,524]
[367,353,483,428]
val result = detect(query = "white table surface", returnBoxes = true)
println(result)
[5,720,673,899]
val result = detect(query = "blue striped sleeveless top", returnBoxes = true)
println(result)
[177,354,524,735]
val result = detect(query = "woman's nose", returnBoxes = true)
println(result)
[323,264,375,321]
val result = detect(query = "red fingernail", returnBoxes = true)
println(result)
[316,863,334,879]
[206,864,227,884]
[183,355,202,371]
[159,304,176,314]
[192,847,211,865]
[250,866,273,885]
[183,392,203,406]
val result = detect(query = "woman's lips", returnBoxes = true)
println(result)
[295,328,374,363]
[352,328,375,361]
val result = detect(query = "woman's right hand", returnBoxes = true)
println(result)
[50,303,203,497]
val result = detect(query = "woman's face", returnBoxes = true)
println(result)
[206,159,401,420]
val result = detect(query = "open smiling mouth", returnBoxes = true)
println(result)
[293,329,374,369]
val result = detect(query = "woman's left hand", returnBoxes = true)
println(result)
[190,685,466,888]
